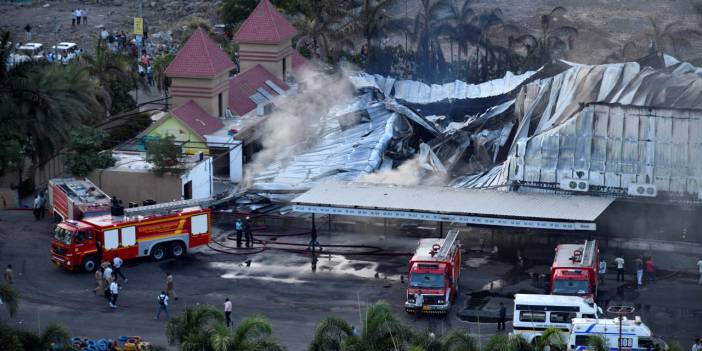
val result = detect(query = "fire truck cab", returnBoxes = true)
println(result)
[550,240,599,298]
[51,201,211,272]
[405,229,461,314]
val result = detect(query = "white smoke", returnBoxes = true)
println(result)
[243,67,355,188]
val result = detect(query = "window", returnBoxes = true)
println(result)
[550,312,577,323]
[519,311,546,323]
[409,273,445,289]
[104,229,119,250]
[121,226,136,247]
[282,57,287,80]
[582,314,595,319]
[191,214,209,235]
[218,93,223,117]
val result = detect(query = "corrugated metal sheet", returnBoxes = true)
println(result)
[508,103,702,194]
[293,182,615,222]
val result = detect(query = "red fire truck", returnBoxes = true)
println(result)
[49,178,112,221]
[405,229,461,314]
[550,240,599,298]
[51,199,212,272]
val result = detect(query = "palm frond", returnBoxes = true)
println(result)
[0,283,19,317]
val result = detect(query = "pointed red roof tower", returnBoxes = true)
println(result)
[234,0,298,81]
[165,29,236,117]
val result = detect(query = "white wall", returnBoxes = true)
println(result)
[181,157,213,200]
[229,141,243,183]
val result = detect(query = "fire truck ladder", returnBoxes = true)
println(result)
[580,240,597,267]
[124,198,214,217]
[436,229,460,260]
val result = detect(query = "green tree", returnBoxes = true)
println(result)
[586,335,608,351]
[438,330,478,351]
[483,334,532,351]
[309,301,415,351]
[167,306,284,351]
[0,322,71,351]
[349,0,395,59]
[535,327,566,351]
[211,315,284,351]
[145,135,182,176]
[221,0,299,26]
[167,305,223,350]
[82,36,141,115]
[294,0,352,62]
[64,127,116,177]
[0,283,19,317]
[152,52,176,92]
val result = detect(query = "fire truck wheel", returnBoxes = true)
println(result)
[151,245,166,261]
[82,256,98,272]
[171,242,186,258]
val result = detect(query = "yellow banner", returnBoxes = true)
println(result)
[133,17,144,35]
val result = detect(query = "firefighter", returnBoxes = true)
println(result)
[244,217,253,248]
[165,272,177,300]
[235,218,243,248]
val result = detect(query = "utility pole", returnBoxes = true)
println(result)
[607,305,635,350]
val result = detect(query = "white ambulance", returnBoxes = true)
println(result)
[568,317,665,351]
[512,294,602,343]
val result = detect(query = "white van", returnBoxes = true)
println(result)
[17,43,45,60]
[568,317,663,351]
[52,42,79,63]
[512,294,602,343]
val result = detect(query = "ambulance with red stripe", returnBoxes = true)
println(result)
[51,200,211,272]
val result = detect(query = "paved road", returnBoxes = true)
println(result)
[0,210,700,350]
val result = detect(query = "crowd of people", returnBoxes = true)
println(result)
[599,254,657,288]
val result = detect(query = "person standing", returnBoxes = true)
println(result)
[4,264,13,284]
[82,8,88,25]
[103,264,113,284]
[32,193,42,220]
[71,9,76,27]
[24,24,31,41]
[224,298,232,327]
[235,219,243,248]
[165,272,177,300]
[93,268,104,295]
[598,257,607,285]
[635,256,644,288]
[497,302,506,331]
[38,191,46,219]
[113,255,127,283]
[244,217,253,248]
[76,8,82,26]
[644,256,655,282]
[109,280,119,309]
[155,291,170,320]
[697,258,702,285]
[615,254,625,282]
[307,225,322,251]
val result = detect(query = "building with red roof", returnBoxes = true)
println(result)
[228,64,289,116]
[166,28,235,119]
[235,0,298,82]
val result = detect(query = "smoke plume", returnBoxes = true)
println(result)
[243,67,355,188]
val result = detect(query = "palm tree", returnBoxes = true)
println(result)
[168,306,284,351]
[483,334,533,351]
[348,0,395,59]
[166,305,224,350]
[294,0,351,61]
[0,283,19,317]
[439,330,479,351]
[537,7,578,63]
[535,327,566,351]
[410,0,452,81]
[439,0,479,62]
[0,322,70,351]
[644,17,702,56]
[82,36,141,115]
[152,52,176,92]
[309,301,414,351]
[586,335,609,351]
